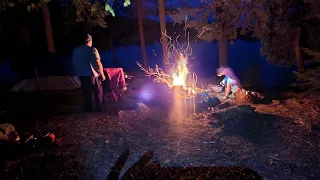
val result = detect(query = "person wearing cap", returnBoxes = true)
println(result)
[72,34,106,112]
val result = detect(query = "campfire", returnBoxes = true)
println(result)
[172,53,188,87]
[136,38,203,98]
[136,25,214,116]
[136,36,200,115]
[137,52,197,99]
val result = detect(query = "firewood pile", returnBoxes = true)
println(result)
[234,88,264,104]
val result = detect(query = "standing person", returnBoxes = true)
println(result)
[72,34,106,112]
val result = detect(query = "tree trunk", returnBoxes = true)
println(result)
[218,35,228,67]
[158,0,168,65]
[42,4,55,53]
[137,0,148,68]
[294,27,304,71]
[109,34,119,66]
[22,25,33,49]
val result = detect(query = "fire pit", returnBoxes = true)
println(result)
[136,29,218,115]
[171,86,197,115]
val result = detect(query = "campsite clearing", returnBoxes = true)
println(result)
[1,82,320,179]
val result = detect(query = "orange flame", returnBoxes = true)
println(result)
[172,53,188,87]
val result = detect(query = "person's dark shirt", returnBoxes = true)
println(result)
[72,45,100,77]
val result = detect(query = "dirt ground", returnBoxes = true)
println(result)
[1,84,320,179]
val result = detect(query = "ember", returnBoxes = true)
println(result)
[136,24,209,95]
[136,24,212,116]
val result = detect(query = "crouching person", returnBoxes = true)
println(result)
[217,67,241,99]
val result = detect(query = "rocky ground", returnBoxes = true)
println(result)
[0,77,320,180]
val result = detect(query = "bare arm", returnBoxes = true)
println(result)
[97,59,104,76]
[224,84,232,99]
[93,48,106,80]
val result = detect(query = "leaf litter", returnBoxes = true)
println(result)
[1,91,320,180]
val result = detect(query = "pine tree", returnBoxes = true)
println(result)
[261,0,320,71]
[169,0,268,66]
[0,0,131,53]
[137,0,148,67]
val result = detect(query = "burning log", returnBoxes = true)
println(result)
[137,24,211,114]
[170,86,223,114]
[172,86,184,99]
[170,85,197,115]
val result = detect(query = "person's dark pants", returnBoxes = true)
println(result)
[79,76,103,112]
